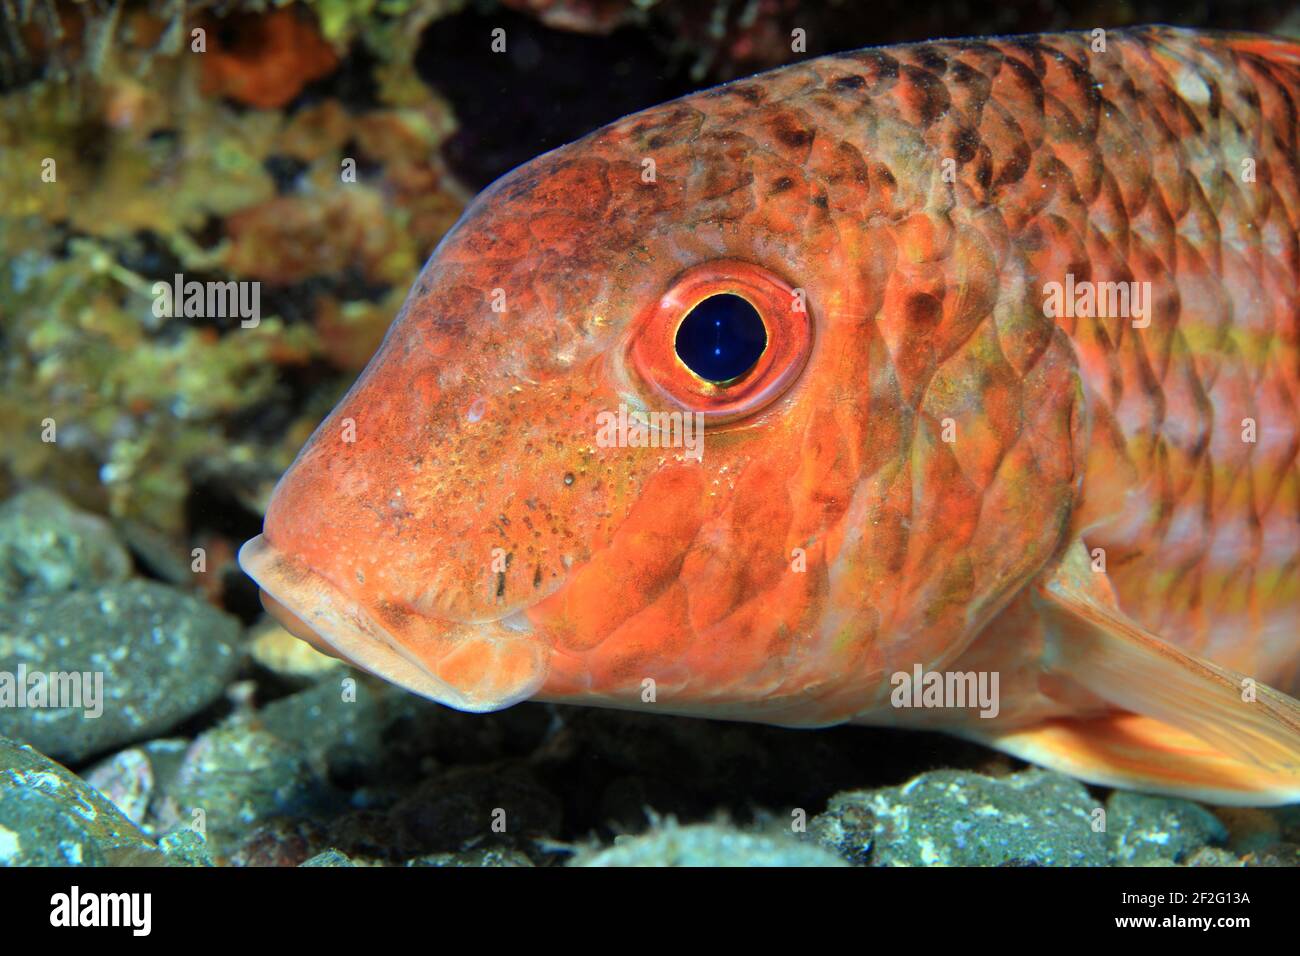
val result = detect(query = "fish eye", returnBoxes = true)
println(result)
[673,294,767,383]
[629,259,813,425]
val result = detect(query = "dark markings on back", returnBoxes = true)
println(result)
[914,46,949,74]
[854,50,901,91]
[950,127,981,164]
[1167,85,1205,137]
[771,114,814,148]
[1205,76,1223,121]
[1010,39,1049,77]
[901,65,950,127]
[1001,54,1046,117]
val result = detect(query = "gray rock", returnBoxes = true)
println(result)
[110,519,195,587]
[0,580,244,762]
[0,734,162,866]
[1244,842,1300,866]
[807,793,875,865]
[1214,807,1285,855]
[136,738,190,831]
[301,849,361,867]
[1278,806,1300,844]
[0,489,131,603]
[228,818,329,867]
[257,677,421,780]
[153,721,335,853]
[571,819,847,867]
[812,769,1107,866]
[158,828,215,866]
[83,747,154,825]
[406,847,535,867]
[1185,846,1244,867]
[1106,792,1228,865]
[84,738,190,839]
[379,765,562,857]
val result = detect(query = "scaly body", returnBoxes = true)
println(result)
[241,27,1300,805]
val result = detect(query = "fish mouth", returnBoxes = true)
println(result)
[238,534,550,712]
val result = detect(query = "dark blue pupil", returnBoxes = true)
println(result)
[674,294,767,383]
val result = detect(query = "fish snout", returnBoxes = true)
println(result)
[258,588,349,662]
[238,534,551,712]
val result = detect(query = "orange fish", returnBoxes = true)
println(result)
[240,26,1300,806]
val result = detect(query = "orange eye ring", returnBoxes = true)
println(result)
[628,259,813,424]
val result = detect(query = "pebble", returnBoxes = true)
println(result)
[1106,791,1228,865]
[811,769,1108,866]
[0,580,244,763]
[572,819,847,867]
[0,489,131,603]
[0,734,162,866]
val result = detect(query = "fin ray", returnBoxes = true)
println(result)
[1033,542,1300,783]
[964,714,1300,806]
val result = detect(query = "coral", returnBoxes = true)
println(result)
[198,8,340,110]
[0,2,465,535]
[222,191,416,287]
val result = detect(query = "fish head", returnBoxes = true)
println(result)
[241,68,1086,724]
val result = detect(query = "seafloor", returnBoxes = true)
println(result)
[1,0,1298,867]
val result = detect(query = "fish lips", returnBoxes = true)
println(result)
[238,534,550,712]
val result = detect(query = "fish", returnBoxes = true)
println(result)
[239,26,1300,806]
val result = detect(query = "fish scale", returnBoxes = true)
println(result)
[803,27,1300,689]
[242,26,1300,804]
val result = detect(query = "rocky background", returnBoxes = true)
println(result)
[1,0,1299,866]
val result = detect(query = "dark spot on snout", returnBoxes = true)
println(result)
[376,600,413,627]
[770,176,795,194]
[494,550,514,600]
[832,75,865,92]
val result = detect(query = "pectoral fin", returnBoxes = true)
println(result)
[968,542,1300,806]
